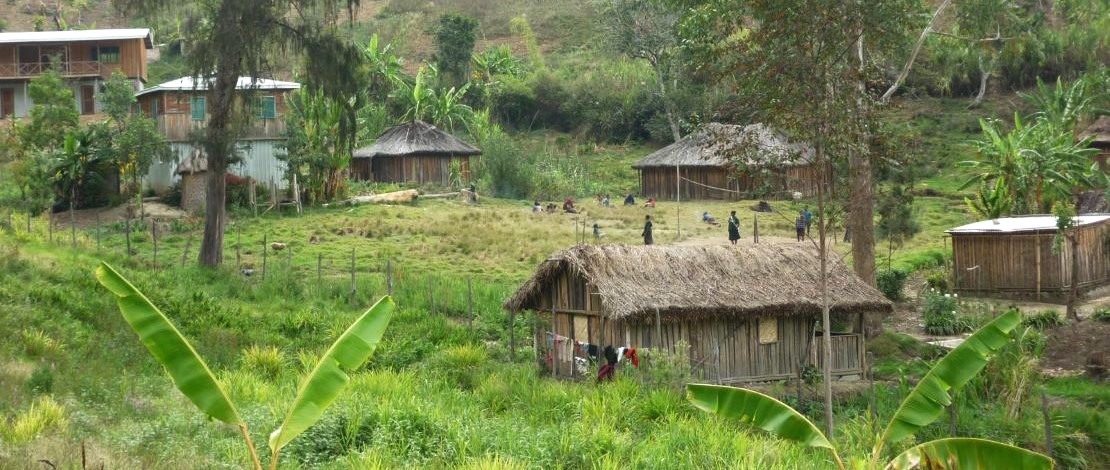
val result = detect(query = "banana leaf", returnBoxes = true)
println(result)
[96,262,242,425]
[687,383,835,450]
[879,310,1021,447]
[268,296,394,453]
[886,438,1053,470]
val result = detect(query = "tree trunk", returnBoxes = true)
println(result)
[880,0,952,102]
[817,136,835,440]
[972,55,991,107]
[198,13,245,267]
[653,62,682,143]
[1067,232,1080,321]
[852,36,879,337]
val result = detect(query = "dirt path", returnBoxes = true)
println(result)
[50,201,187,230]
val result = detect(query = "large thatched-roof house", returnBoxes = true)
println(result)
[1079,116,1110,171]
[504,244,891,383]
[352,120,481,186]
[632,123,818,200]
[947,215,1110,300]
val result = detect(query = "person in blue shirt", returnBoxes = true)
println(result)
[803,206,813,236]
[795,211,807,242]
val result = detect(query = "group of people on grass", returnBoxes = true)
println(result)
[532,193,657,215]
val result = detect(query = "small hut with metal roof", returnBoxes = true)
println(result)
[632,123,817,200]
[946,215,1110,299]
[504,244,891,383]
[352,120,481,186]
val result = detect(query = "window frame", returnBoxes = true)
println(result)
[92,46,121,65]
[258,95,277,119]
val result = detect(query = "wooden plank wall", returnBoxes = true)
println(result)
[638,163,824,201]
[952,221,1110,293]
[369,155,472,186]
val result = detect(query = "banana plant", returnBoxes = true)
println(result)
[687,310,1053,469]
[96,262,394,470]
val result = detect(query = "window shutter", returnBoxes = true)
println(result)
[260,96,276,119]
[191,96,206,121]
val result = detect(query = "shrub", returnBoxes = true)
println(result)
[1021,310,1064,329]
[922,289,968,336]
[1092,308,1110,323]
[4,396,67,443]
[925,271,949,293]
[241,345,285,380]
[876,269,909,301]
[25,366,54,394]
[21,329,64,359]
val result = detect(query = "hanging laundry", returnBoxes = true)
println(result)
[623,347,640,367]
[597,345,619,383]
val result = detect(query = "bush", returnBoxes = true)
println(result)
[1092,308,1110,323]
[922,289,969,336]
[925,271,949,293]
[4,396,67,443]
[1021,310,1064,329]
[25,366,54,394]
[21,329,64,359]
[241,345,285,380]
[876,269,909,301]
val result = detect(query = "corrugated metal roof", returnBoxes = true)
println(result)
[136,76,301,96]
[0,28,153,47]
[946,214,1110,234]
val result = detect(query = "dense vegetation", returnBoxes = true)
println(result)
[0,0,1107,468]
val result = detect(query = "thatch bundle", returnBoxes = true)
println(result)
[353,120,481,158]
[504,244,891,322]
[1079,116,1110,146]
[632,123,814,169]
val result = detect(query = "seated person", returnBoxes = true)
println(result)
[532,201,542,212]
[601,194,610,207]
[623,193,636,206]
[563,198,577,213]
[593,223,604,240]
[644,197,656,208]
[702,211,719,225]
[546,203,558,213]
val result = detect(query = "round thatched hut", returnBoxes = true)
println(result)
[1079,115,1110,171]
[632,123,818,200]
[352,120,481,186]
[504,243,891,383]
[175,149,207,214]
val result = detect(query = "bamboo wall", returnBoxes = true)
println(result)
[530,267,864,383]
[637,164,823,201]
[952,220,1110,295]
[352,154,474,186]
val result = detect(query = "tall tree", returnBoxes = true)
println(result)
[115,0,366,267]
[98,71,171,198]
[432,14,479,89]
[20,69,79,152]
[674,0,915,438]
[598,0,684,142]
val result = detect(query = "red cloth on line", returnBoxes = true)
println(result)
[624,348,639,367]
[597,364,615,382]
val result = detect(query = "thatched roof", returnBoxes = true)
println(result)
[353,120,481,159]
[175,149,207,175]
[632,123,814,169]
[1079,116,1110,146]
[504,244,891,322]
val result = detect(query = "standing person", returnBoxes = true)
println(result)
[803,205,813,236]
[593,223,604,240]
[795,211,807,242]
[727,210,741,245]
[642,215,654,245]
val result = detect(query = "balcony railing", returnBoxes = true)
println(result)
[0,61,108,79]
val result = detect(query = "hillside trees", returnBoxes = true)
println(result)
[114,0,366,267]
[674,0,916,437]
[433,14,479,89]
[598,0,684,142]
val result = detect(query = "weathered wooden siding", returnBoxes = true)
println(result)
[531,268,863,383]
[139,91,290,141]
[143,140,289,193]
[354,154,473,186]
[0,38,147,81]
[638,163,824,201]
[952,220,1110,295]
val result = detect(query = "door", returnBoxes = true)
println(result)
[80,85,95,115]
[0,88,13,118]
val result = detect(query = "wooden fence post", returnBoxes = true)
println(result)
[125,212,131,257]
[467,277,475,330]
[181,234,193,268]
[236,226,242,270]
[349,247,357,307]
[654,307,663,350]
[1042,388,1054,463]
[152,222,158,269]
[753,214,760,243]
[386,258,393,296]
[262,234,268,280]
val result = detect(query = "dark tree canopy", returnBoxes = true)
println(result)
[433,14,479,89]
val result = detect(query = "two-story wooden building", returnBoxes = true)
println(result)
[0,28,153,119]
[138,76,299,193]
